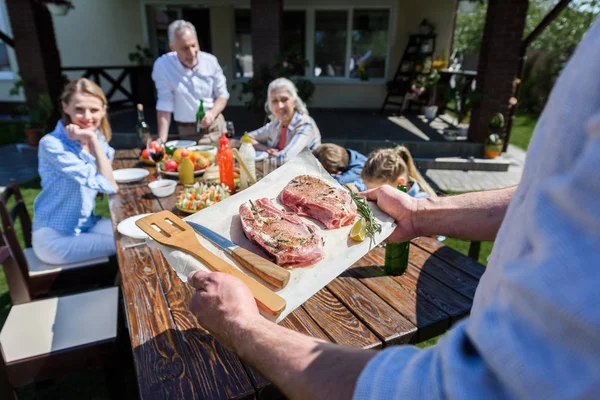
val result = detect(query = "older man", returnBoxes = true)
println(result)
[152,20,229,145]
[187,19,600,400]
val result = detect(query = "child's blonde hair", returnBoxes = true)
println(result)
[313,143,349,174]
[361,146,436,197]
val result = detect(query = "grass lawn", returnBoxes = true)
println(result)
[510,112,538,151]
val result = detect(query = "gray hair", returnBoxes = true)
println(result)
[168,20,197,44]
[265,78,309,120]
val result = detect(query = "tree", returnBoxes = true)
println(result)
[453,0,600,112]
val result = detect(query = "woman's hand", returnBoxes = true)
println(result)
[267,148,280,156]
[65,124,97,146]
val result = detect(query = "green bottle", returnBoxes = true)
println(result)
[384,185,410,276]
[195,99,205,133]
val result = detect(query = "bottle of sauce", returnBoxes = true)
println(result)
[384,185,410,275]
[238,131,256,190]
[178,151,195,185]
[218,133,235,193]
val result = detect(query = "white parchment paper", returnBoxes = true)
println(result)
[149,148,396,323]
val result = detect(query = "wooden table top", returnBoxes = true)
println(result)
[110,149,485,399]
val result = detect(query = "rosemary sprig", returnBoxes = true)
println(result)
[344,185,382,247]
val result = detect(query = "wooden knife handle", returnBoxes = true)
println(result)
[231,247,290,289]
[183,243,286,316]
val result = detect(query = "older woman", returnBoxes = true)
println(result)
[249,78,321,164]
[32,78,119,265]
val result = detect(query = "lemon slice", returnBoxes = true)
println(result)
[350,218,367,242]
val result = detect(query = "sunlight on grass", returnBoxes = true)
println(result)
[510,112,538,151]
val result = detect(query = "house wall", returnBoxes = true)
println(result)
[0,0,458,110]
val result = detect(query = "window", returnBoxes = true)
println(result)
[350,10,389,79]
[234,10,306,79]
[313,11,347,78]
[234,10,253,78]
[0,43,10,72]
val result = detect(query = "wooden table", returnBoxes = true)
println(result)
[110,149,485,399]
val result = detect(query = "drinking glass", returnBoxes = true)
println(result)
[226,121,235,139]
[147,137,165,180]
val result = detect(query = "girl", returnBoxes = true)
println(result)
[32,78,119,265]
[361,146,436,198]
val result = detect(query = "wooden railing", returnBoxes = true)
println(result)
[61,65,154,109]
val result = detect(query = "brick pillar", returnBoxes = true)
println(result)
[6,0,63,109]
[468,0,528,144]
[251,0,283,74]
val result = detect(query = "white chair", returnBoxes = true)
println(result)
[0,246,120,399]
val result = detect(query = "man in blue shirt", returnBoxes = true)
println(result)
[187,20,600,400]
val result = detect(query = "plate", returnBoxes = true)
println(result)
[255,151,269,161]
[157,164,206,178]
[187,145,217,155]
[117,213,152,239]
[165,140,196,149]
[113,168,149,183]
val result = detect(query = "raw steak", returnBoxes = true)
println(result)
[239,198,325,268]
[279,175,357,229]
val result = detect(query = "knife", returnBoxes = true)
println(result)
[187,221,291,289]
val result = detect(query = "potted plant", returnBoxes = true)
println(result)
[422,69,441,121]
[484,113,505,158]
[25,94,54,146]
[128,44,155,109]
[458,0,484,13]
[43,0,75,16]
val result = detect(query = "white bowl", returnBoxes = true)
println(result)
[148,179,177,197]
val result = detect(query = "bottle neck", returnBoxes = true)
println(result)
[137,110,145,122]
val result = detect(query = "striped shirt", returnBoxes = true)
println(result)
[33,121,117,235]
[248,112,321,164]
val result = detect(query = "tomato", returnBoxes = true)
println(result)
[164,160,178,172]
[141,149,149,159]
[180,149,189,158]
[151,141,163,152]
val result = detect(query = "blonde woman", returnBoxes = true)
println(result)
[361,146,436,198]
[249,78,321,164]
[32,78,119,265]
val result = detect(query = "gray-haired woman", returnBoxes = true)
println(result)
[248,78,321,164]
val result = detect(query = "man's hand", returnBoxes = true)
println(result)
[266,148,280,156]
[361,185,419,242]
[188,270,260,350]
[200,111,216,129]
[65,124,97,145]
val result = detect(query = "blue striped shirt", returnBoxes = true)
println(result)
[33,121,116,235]
[248,111,321,164]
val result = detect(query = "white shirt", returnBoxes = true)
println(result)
[354,18,600,400]
[152,51,230,123]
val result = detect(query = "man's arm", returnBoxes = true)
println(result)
[362,185,515,242]
[157,110,172,143]
[187,271,376,400]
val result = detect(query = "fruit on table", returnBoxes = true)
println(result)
[150,141,163,152]
[349,217,366,242]
[141,149,149,160]
[173,148,183,162]
[194,156,210,171]
[180,149,189,158]
[164,159,178,172]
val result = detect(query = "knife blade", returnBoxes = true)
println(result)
[187,221,291,289]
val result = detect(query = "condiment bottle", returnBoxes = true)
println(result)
[178,151,195,185]
[238,131,256,189]
[218,133,235,193]
[384,185,410,275]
